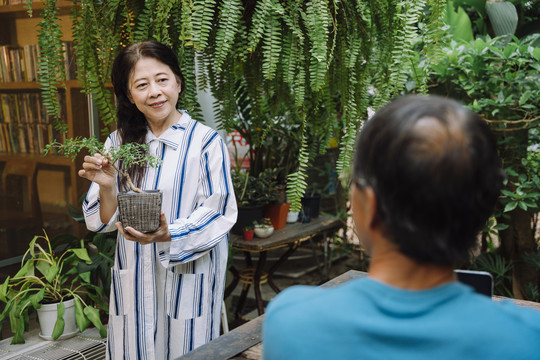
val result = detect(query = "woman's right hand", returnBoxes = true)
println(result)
[78,153,116,189]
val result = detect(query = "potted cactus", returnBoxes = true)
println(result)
[45,137,163,232]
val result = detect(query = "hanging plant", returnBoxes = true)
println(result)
[35,0,447,210]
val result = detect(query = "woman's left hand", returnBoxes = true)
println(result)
[117,211,172,245]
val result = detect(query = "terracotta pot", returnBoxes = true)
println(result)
[264,202,290,230]
[243,228,254,241]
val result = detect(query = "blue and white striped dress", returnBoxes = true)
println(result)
[83,111,237,359]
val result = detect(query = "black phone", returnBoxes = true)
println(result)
[454,269,493,297]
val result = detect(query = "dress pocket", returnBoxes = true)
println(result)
[165,271,206,320]
[110,268,130,316]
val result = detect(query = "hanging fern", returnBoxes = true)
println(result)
[35,0,448,206]
[286,112,309,212]
[213,0,243,69]
[36,0,66,132]
[192,0,217,50]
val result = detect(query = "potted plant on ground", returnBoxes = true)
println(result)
[0,232,107,344]
[45,137,163,233]
[254,218,275,239]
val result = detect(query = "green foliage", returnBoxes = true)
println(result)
[0,232,106,344]
[35,0,448,211]
[35,0,67,133]
[231,167,280,206]
[471,251,514,297]
[429,36,540,219]
[44,137,163,193]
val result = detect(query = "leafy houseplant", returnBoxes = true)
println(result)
[0,232,107,344]
[45,137,164,233]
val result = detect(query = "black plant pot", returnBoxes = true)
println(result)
[231,204,265,235]
[300,194,321,223]
[117,190,162,233]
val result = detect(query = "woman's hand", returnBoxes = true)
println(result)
[78,153,116,189]
[117,211,172,245]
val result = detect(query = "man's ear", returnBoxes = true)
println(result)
[363,187,380,230]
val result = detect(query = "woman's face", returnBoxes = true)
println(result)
[128,57,182,128]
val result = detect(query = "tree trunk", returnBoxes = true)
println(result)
[498,208,539,299]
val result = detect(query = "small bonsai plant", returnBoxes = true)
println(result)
[45,137,164,232]
[0,232,107,344]
[44,137,162,193]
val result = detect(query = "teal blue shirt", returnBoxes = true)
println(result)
[263,277,540,360]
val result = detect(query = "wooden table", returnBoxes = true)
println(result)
[225,216,343,319]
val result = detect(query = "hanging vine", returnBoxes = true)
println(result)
[36,0,447,210]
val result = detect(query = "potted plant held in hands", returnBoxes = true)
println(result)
[45,137,163,233]
[0,232,107,344]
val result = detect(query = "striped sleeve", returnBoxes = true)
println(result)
[159,134,237,267]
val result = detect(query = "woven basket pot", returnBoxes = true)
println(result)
[117,190,162,233]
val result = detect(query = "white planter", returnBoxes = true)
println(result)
[37,298,79,341]
[287,211,299,223]
[254,226,274,238]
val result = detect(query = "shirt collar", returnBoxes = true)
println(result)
[145,111,190,150]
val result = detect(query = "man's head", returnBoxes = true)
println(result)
[352,95,503,266]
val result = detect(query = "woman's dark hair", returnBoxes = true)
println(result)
[111,40,185,190]
[352,95,503,266]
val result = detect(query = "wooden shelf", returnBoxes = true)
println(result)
[0,152,74,166]
[0,80,84,90]
[0,1,73,15]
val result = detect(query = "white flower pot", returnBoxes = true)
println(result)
[37,298,79,341]
[287,211,299,223]
[254,226,274,238]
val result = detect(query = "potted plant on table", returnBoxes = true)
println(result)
[254,218,275,239]
[45,137,163,233]
[231,167,280,235]
[242,223,255,241]
[0,232,107,344]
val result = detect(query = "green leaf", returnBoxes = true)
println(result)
[84,306,107,337]
[51,301,66,340]
[445,1,474,42]
[71,248,92,263]
[0,276,10,302]
[485,1,518,37]
[504,201,518,212]
[519,91,531,106]
[79,271,91,284]
[493,223,509,230]
[15,260,34,278]
[30,288,45,309]
[45,264,59,283]
[74,298,90,332]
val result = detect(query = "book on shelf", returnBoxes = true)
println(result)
[0,92,66,154]
[0,42,76,83]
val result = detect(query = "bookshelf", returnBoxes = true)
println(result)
[0,1,91,265]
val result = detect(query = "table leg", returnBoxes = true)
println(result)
[253,251,267,315]
[224,266,239,299]
[234,282,251,320]
[267,242,299,294]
